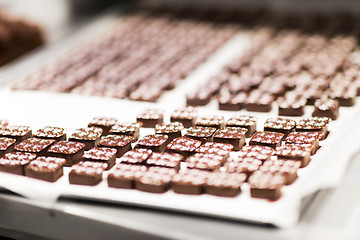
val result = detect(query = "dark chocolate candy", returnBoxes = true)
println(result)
[327,87,356,107]
[25,156,66,182]
[166,137,202,158]
[238,145,275,162]
[136,134,168,152]
[226,115,257,137]
[213,127,247,151]
[222,157,262,179]
[204,172,246,197]
[82,147,117,170]
[69,127,103,150]
[249,131,284,149]
[312,98,339,120]
[146,152,183,169]
[108,164,147,189]
[155,122,184,143]
[218,91,246,111]
[15,138,55,156]
[296,117,330,139]
[33,126,66,142]
[0,126,32,143]
[263,118,296,139]
[69,161,107,186]
[185,126,217,143]
[47,141,85,167]
[88,116,118,135]
[0,152,36,175]
[285,132,323,154]
[135,167,176,193]
[245,90,274,112]
[172,169,209,195]
[261,160,301,184]
[276,144,312,167]
[249,171,285,200]
[98,135,133,157]
[277,96,306,116]
[195,115,225,129]
[170,107,198,128]
[195,142,233,158]
[186,153,226,171]
[136,109,164,128]
[0,137,16,156]
[119,148,152,165]
[109,122,141,142]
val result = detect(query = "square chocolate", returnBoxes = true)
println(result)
[155,122,184,143]
[195,115,225,129]
[136,109,164,128]
[0,137,16,157]
[69,127,103,150]
[249,171,285,200]
[263,118,296,139]
[277,97,306,116]
[218,92,247,111]
[213,127,247,151]
[327,87,356,107]
[204,172,246,197]
[146,152,183,170]
[170,107,198,128]
[136,134,168,152]
[249,131,284,149]
[33,126,67,142]
[88,116,118,135]
[275,144,312,167]
[15,138,55,156]
[108,164,147,189]
[98,135,133,157]
[25,156,66,182]
[245,90,274,112]
[195,142,233,158]
[82,147,117,170]
[135,167,176,193]
[222,157,262,179]
[296,117,330,140]
[0,126,32,143]
[109,122,141,142]
[285,132,323,154]
[69,161,107,186]
[185,126,217,143]
[312,98,339,120]
[186,153,226,171]
[47,141,85,167]
[238,146,276,162]
[119,148,152,165]
[172,169,209,195]
[226,115,257,137]
[0,120,9,128]
[0,152,36,175]
[260,160,301,184]
[166,137,202,158]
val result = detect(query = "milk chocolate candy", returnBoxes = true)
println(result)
[135,167,176,193]
[185,126,217,143]
[119,148,152,165]
[98,135,133,157]
[205,172,246,197]
[69,161,107,186]
[109,122,141,142]
[0,137,16,157]
[264,118,296,139]
[88,117,118,135]
[249,131,284,149]
[226,115,257,137]
[136,109,164,128]
[15,138,55,156]
[33,126,67,142]
[249,171,285,200]
[312,98,339,120]
[136,134,168,152]
[25,156,66,182]
[213,127,247,151]
[82,147,117,170]
[108,164,147,189]
[47,141,85,167]
[0,152,36,175]
[146,152,183,170]
[261,160,301,184]
[166,137,202,158]
[172,169,209,195]
[0,126,32,143]
[69,127,103,150]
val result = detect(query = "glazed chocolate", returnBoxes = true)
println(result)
[276,144,312,167]
[184,126,217,143]
[285,132,323,154]
[213,127,247,151]
[166,137,202,157]
[33,126,66,142]
[204,172,246,197]
[195,142,233,158]
[25,156,66,182]
[107,163,147,189]
[249,171,285,200]
[119,148,152,165]
[261,160,301,184]
[0,137,16,156]
[245,90,274,112]
[186,153,226,171]
[238,145,275,161]
[69,161,107,186]
[135,167,176,193]
[172,169,209,195]
[15,138,55,156]
[82,147,117,170]
[47,141,85,167]
[146,152,183,170]
[98,135,133,157]
[170,107,198,128]
[136,109,164,128]
[226,115,257,137]
[88,116,118,135]
[249,131,284,149]
[312,98,339,120]
[69,127,103,150]
[263,118,296,139]
[0,126,32,143]
[155,122,184,143]
[136,134,168,152]
[109,122,141,142]
[0,152,36,175]
[195,115,225,129]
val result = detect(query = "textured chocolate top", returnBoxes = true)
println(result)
[195,142,233,155]
[70,127,103,141]
[155,122,184,134]
[166,137,202,152]
[185,126,217,138]
[0,126,31,137]
[171,107,197,120]
[314,98,339,110]
[0,152,36,166]
[0,137,15,150]
[226,115,257,127]
[0,120,9,128]
[119,148,152,164]
[34,126,66,138]
[248,171,285,189]
[99,135,133,147]
[88,116,118,127]
[48,141,85,154]
[110,122,141,134]
[27,156,66,172]
[146,152,183,168]
[83,147,117,161]
[214,127,248,139]
[222,158,262,173]
[71,161,107,176]
[186,153,224,171]
[250,131,284,144]
[136,167,175,185]
[138,134,168,147]
[296,117,330,131]
[137,109,163,120]
[276,145,312,158]
[206,172,246,188]
[173,169,209,185]
[246,90,274,104]
[109,163,147,180]
[15,138,54,153]
[286,132,324,144]
[264,118,296,130]
[261,160,301,174]
[195,115,224,127]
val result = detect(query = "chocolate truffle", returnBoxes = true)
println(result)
[0,152,36,175]
[69,127,103,150]
[33,126,66,142]
[69,161,107,186]
[98,135,133,157]
[249,131,284,149]
[88,116,118,135]
[25,156,66,182]
[47,141,85,167]
[213,127,247,151]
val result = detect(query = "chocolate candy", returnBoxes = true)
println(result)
[261,160,301,184]
[296,117,330,139]
[195,142,233,158]
[109,122,141,142]
[25,156,66,182]
[185,126,217,143]
[146,152,183,170]
[263,118,296,139]
[88,117,118,135]
[98,135,133,157]
[327,87,356,107]
[170,107,198,128]
[249,131,284,149]
[226,115,257,137]
[0,126,32,143]
[82,147,117,170]
[69,127,103,150]
[222,157,262,179]
[108,164,147,189]
[238,145,275,162]
[186,153,226,171]
[0,120,9,128]
[136,134,168,152]
[276,144,312,167]
[249,171,285,200]
[245,90,274,112]
[0,152,36,175]
[166,137,202,157]
[213,127,247,151]
[135,167,176,193]
[136,109,163,128]
[204,172,246,197]
[69,161,107,186]
[218,91,246,111]
[0,137,16,156]
[195,115,225,129]
[285,132,323,154]
[33,126,67,142]
[119,148,152,165]
[172,169,208,195]
[312,98,339,120]
[277,96,306,116]
[47,141,85,167]
[155,122,184,143]
[15,138,55,156]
